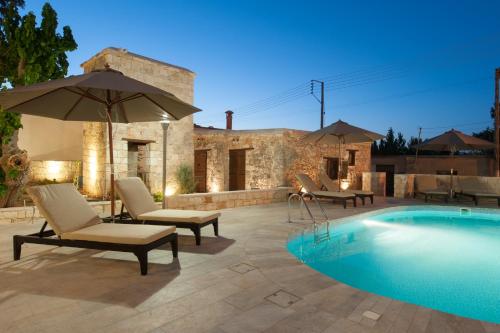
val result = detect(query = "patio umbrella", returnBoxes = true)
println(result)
[413,129,495,152]
[0,65,200,218]
[303,120,384,190]
[412,129,495,196]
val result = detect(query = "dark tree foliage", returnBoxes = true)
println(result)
[472,107,495,143]
[0,1,77,206]
[372,127,408,155]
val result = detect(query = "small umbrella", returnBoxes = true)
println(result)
[413,129,495,152]
[303,120,384,190]
[412,129,495,196]
[0,65,200,218]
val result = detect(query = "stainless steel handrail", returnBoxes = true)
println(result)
[288,192,328,224]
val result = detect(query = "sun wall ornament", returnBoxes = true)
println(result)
[0,148,30,206]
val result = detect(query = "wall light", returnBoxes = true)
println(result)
[164,185,176,197]
[46,161,62,180]
[210,181,220,193]
[340,179,350,191]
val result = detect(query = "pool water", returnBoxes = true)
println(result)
[287,206,500,323]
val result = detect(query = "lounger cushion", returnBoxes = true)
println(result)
[296,173,322,192]
[115,177,159,219]
[311,191,355,198]
[28,184,101,235]
[138,209,221,224]
[61,223,176,245]
[463,192,500,198]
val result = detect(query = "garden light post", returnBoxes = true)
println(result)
[161,118,170,209]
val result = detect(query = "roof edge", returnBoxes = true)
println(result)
[80,47,195,75]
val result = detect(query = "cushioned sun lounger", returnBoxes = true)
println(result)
[115,177,220,245]
[456,178,500,206]
[318,172,374,205]
[13,183,178,275]
[414,175,449,203]
[296,173,356,208]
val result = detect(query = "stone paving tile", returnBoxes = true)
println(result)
[218,302,295,333]
[1,199,499,333]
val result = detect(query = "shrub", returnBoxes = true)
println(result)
[175,164,197,194]
[152,192,163,202]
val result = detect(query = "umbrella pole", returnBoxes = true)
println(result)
[106,106,115,221]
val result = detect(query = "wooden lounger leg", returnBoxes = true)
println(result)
[474,197,478,206]
[343,200,347,209]
[361,196,366,205]
[135,250,148,275]
[353,197,357,207]
[213,220,219,236]
[13,236,23,260]
[424,194,428,203]
[191,226,202,246]
[171,234,178,258]
[497,198,500,207]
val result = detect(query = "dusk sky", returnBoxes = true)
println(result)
[24,0,500,139]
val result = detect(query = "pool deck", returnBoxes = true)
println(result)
[1,197,499,333]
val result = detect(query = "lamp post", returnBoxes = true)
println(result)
[161,117,170,208]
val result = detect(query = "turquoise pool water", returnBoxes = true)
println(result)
[287,206,500,323]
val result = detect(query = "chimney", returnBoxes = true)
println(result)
[225,110,234,130]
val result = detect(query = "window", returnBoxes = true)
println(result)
[348,150,356,166]
[325,157,339,180]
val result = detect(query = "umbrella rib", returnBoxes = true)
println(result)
[115,92,130,123]
[141,94,180,120]
[65,87,106,104]
[112,93,142,104]
[63,92,87,120]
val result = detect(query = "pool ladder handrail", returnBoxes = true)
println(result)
[288,192,328,225]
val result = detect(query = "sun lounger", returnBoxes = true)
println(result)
[115,177,220,245]
[296,173,356,208]
[456,177,500,206]
[414,175,449,202]
[318,172,374,205]
[13,183,178,275]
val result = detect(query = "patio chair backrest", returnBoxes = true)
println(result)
[318,172,336,192]
[27,183,101,235]
[296,173,321,192]
[115,177,158,219]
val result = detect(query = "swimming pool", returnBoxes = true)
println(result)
[287,206,500,323]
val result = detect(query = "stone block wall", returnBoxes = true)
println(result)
[81,48,195,198]
[29,160,81,183]
[362,172,386,196]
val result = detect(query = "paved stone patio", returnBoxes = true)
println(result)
[1,197,499,333]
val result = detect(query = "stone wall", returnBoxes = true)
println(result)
[81,47,195,198]
[362,172,386,196]
[372,155,495,176]
[194,128,372,192]
[165,188,291,210]
[29,160,81,184]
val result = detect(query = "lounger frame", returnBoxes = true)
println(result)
[118,204,219,246]
[414,191,449,203]
[13,221,178,275]
[298,187,356,209]
[457,192,500,207]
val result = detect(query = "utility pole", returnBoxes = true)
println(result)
[495,68,500,177]
[311,80,325,128]
[414,127,422,174]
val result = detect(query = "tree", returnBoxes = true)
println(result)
[373,127,408,155]
[0,1,77,206]
[472,106,495,143]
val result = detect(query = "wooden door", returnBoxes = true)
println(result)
[194,150,207,193]
[376,164,395,197]
[229,149,246,191]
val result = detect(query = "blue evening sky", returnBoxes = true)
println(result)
[24,0,500,139]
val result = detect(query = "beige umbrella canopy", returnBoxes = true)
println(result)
[303,120,384,190]
[413,129,495,152]
[0,65,201,217]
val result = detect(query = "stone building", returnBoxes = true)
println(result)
[193,123,371,193]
